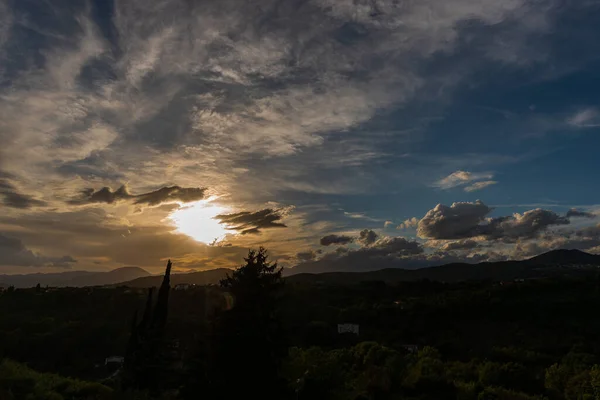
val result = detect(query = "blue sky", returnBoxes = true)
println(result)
[1,0,600,273]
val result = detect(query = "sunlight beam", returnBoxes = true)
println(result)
[168,200,231,244]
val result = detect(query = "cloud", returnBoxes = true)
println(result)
[384,220,394,228]
[0,0,590,272]
[435,170,494,190]
[0,173,46,209]
[439,240,480,251]
[215,208,288,235]
[417,200,493,239]
[72,186,131,205]
[488,209,570,241]
[132,186,207,206]
[296,250,319,262]
[320,234,354,246]
[566,208,596,219]
[417,201,570,241]
[397,217,419,230]
[368,236,424,256]
[358,229,379,246]
[0,233,77,268]
[464,181,498,192]
[70,185,207,207]
[0,0,561,208]
[0,183,46,209]
[568,108,600,127]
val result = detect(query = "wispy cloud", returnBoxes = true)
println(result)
[464,180,498,192]
[435,170,496,190]
[568,108,600,127]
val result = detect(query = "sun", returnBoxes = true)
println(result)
[169,200,231,244]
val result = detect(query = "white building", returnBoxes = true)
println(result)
[337,323,359,335]
[105,356,124,366]
[174,283,193,290]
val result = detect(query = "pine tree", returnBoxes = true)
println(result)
[207,247,288,400]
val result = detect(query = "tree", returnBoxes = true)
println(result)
[206,248,288,400]
[123,260,172,393]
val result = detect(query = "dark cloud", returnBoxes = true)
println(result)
[320,234,354,246]
[2,190,46,209]
[486,209,570,241]
[418,201,570,241]
[70,185,207,207]
[368,236,424,256]
[74,185,131,204]
[0,176,46,209]
[566,208,596,219]
[133,186,207,206]
[0,233,77,268]
[215,208,287,235]
[296,250,318,262]
[358,229,379,246]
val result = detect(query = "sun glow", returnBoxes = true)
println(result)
[169,200,231,244]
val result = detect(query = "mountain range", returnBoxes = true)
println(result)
[286,249,600,285]
[0,267,150,288]
[1,249,599,288]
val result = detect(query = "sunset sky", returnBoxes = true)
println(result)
[1,0,600,274]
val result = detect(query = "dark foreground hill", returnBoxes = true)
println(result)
[0,267,150,288]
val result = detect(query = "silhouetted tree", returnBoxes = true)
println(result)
[123,260,172,393]
[152,260,171,332]
[199,248,288,400]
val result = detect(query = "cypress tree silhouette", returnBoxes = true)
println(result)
[123,260,172,392]
[125,309,139,360]
[151,259,171,332]
[140,287,154,330]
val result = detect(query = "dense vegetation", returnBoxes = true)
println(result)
[3,250,600,399]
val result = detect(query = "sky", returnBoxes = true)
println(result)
[1,0,600,274]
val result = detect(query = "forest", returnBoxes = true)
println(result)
[2,248,600,399]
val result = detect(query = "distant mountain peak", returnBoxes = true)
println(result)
[527,249,600,265]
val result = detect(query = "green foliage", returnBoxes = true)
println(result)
[0,359,112,400]
[477,386,547,400]
[478,361,533,392]
[6,265,600,399]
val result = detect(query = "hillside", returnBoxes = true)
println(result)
[527,248,600,265]
[286,249,600,285]
[3,249,600,288]
[0,267,150,288]
[117,267,231,287]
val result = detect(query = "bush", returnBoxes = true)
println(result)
[477,386,547,400]
[0,359,113,400]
